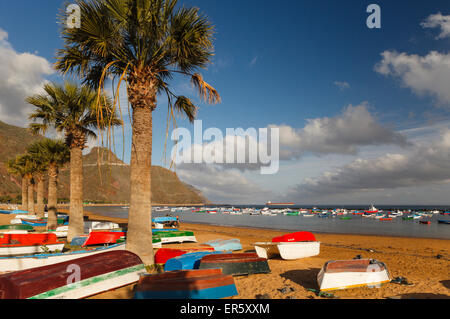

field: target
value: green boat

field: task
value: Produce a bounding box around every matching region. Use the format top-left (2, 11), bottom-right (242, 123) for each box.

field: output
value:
top-left (152, 231), bottom-right (197, 244)
top-left (0, 224), bottom-right (34, 231)
top-left (402, 216), bottom-right (413, 220)
top-left (340, 217), bottom-right (351, 220)
top-left (286, 212), bottom-right (299, 216)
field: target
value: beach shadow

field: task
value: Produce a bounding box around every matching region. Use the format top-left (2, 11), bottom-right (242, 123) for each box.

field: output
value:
top-left (440, 280), bottom-right (450, 289)
top-left (390, 293), bottom-right (450, 299)
top-left (280, 269), bottom-right (321, 290)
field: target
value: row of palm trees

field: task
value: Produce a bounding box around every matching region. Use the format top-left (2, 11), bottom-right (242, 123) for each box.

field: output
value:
top-left (7, 139), bottom-right (70, 230)
top-left (8, 0), bottom-right (220, 266)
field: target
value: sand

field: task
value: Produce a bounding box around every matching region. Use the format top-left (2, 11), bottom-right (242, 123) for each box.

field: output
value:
top-left (0, 208), bottom-right (449, 299)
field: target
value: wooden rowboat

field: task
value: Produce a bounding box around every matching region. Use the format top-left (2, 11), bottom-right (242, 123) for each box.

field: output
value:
top-left (152, 231), bottom-right (197, 244)
top-left (0, 251), bottom-right (146, 299)
top-left (317, 259), bottom-right (390, 292)
top-left (83, 221), bottom-right (120, 233)
top-left (154, 247), bottom-right (215, 265)
top-left (0, 243), bottom-right (126, 272)
top-left (254, 241), bottom-right (320, 260)
top-left (81, 231), bottom-right (126, 247)
top-left (199, 253), bottom-right (270, 276)
top-left (201, 239), bottom-right (242, 251)
top-left (164, 251), bottom-right (224, 271)
top-left (0, 234), bottom-right (65, 257)
top-left (134, 268), bottom-right (238, 299)
top-left (272, 231), bottom-right (316, 243)
top-left (0, 224), bottom-right (34, 234)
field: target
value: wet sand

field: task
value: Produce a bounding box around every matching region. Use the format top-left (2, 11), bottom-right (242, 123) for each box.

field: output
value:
top-left (0, 209), bottom-right (449, 299)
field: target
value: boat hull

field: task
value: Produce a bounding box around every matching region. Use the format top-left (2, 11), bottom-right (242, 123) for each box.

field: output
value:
top-left (0, 251), bottom-right (145, 299)
top-left (317, 259), bottom-right (390, 291)
top-left (199, 253), bottom-right (270, 276)
top-left (272, 231), bottom-right (316, 243)
top-left (254, 241), bottom-right (320, 260)
top-left (202, 239), bottom-right (242, 251)
top-left (134, 269), bottom-right (238, 299)
top-left (164, 251), bottom-right (224, 272)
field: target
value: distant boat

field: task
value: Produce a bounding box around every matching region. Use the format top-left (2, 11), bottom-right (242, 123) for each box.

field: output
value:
top-left (438, 220), bottom-right (450, 224)
top-left (265, 201), bottom-right (295, 206)
top-left (364, 204), bottom-right (379, 214)
top-left (317, 259), bottom-right (390, 292)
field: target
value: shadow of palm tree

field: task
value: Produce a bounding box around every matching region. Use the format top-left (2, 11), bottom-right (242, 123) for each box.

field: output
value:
top-left (390, 293), bottom-right (450, 299)
top-left (440, 280), bottom-right (450, 289)
top-left (280, 268), bottom-right (321, 290)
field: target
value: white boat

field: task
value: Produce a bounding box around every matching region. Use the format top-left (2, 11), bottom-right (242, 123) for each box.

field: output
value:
top-left (317, 259), bottom-right (390, 292)
top-left (0, 243), bottom-right (126, 272)
top-left (83, 221), bottom-right (120, 233)
top-left (303, 214), bottom-right (315, 217)
top-left (0, 242), bottom-right (65, 257)
top-left (254, 241), bottom-right (320, 260)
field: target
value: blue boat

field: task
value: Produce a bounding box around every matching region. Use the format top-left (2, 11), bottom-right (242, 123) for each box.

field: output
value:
top-left (151, 228), bottom-right (179, 232)
top-left (164, 251), bottom-right (224, 271)
top-left (21, 220), bottom-right (47, 227)
top-left (152, 217), bottom-right (177, 223)
top-left (12, 210), bottom-right (29, 214)
top-left (134, 269), bottom-right (238, 299)
top-left (70, 236), bottom-right (89, 246)
top-left (202, 239), bottom-right (242, 251)
top-left (0, 210), bottom-right (15, 215)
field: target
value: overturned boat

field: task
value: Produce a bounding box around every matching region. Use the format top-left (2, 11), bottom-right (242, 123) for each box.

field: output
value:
top-left (317, 259), bottom-right (390, 291)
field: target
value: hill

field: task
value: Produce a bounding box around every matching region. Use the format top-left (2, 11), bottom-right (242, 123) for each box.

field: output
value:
top-left (0, 121), bottom-right (208, 204)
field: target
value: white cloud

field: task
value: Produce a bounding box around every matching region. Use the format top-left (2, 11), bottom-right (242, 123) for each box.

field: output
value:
top-left (375, 50), bottom-right (450, 106)
top-left (0, 28), bottom-right (54, 127)
top-left (249, 56), bottom-right (258, 67)
top-left (334, 81), bottom-right (350, 90)
top-left (421, 12), bottom-right (450, 39)
top-left (271, 102), bottom-right (408, 160)
top-left (288, 128), bottom-right (450, 201)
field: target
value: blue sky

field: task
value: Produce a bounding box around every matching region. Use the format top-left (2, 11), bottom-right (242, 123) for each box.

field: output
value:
top-left (1, 1), bottom-right (450, 204)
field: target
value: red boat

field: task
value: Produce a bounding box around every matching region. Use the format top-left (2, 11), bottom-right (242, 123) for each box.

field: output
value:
top-left (0, 233), bottom-right (62, 246)
top-left (82, 231), bottom-right (126, 247)
top-left (419, 221), bottom-right (431, 225)
top-left (379, 218), bottom-right (392, 221)
top-left (272, 231), bottom-right (316, 243)
top-left (155, 247), bottom-right (215, 265)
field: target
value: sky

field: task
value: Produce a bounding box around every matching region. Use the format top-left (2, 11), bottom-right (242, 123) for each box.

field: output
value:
top-left (1, 0), bottom-right (450, 205)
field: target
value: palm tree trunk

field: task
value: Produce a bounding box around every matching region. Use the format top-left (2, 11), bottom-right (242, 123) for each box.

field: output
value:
top-left (127, 106), bottom-right (154, 265)
top-left (21, 176), bottom-right (28, 212)
top-left (35, 174), bottom-right (45, 218)
top-left (47, 164), bottom-right (58, 230)
top-left (27, 177), bottom-right (35, 215)
top-left (67, 147), bottom-right (84, 241)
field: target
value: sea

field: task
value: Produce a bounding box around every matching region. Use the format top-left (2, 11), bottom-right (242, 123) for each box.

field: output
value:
top-left (85, 204), bottom-right (450, 240)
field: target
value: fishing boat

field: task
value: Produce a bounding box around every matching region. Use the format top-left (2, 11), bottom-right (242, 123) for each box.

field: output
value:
top-left (154, 247), bottom-right (215, 265)
top-left (0, 243), bottom-right (126, 272)
top-left (317, 259), bottom-right (390, 292)
top-left (199, 253), bottom-right (270, 276)
top-left (164, 251), bottom-right (224, 271)
top-left (84, 221), bottom-right (120, 233)
top-left (0, 251), bottom-right (146, 299)
top-left (272, 231), bottom-right (316, 243)
top-left (152, 231), bottom-right (197, 244)
top-left (254, 241), bottom-right (320, 260)
top-left (364, 205), bottom-right (379, 214)
top-left (134, 268), bottom-right (238, 299)
top-left (201, 239), bottom-right (242, 251)
top-left (0, 225), bottom-right (34, 234)
top-left (0, 233), bottom-right (65, 257)
top-left (81, 231), bottom-right (126, 247)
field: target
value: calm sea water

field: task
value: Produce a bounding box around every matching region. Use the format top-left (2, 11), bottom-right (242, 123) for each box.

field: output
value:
top-left (86, 205), bottom-right (450, 240)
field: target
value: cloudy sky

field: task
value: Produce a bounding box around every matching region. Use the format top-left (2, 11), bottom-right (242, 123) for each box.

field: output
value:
top-left (1, 1), bottom-right (450, 205)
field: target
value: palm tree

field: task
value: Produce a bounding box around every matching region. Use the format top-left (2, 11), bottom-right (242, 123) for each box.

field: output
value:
top-left (6, 156), bottom-right (28, 212)
top-left (15, 154), bottom-right (38, 214)
top-left (26, 82), bottom-right (121, 241)
top-left (26, 143), bottom-right (49, 218)
top-left (55, 0), bottom-right (220, 265)
top-left (27, 139), bottom-right (70, 230)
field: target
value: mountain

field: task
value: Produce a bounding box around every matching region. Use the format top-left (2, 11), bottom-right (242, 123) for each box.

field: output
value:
top-left (0, 121), bottom-right (208, 204)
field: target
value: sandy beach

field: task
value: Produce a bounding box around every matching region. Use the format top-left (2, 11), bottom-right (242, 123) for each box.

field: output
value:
top-left (0, 208), bottom-right (449, 299)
